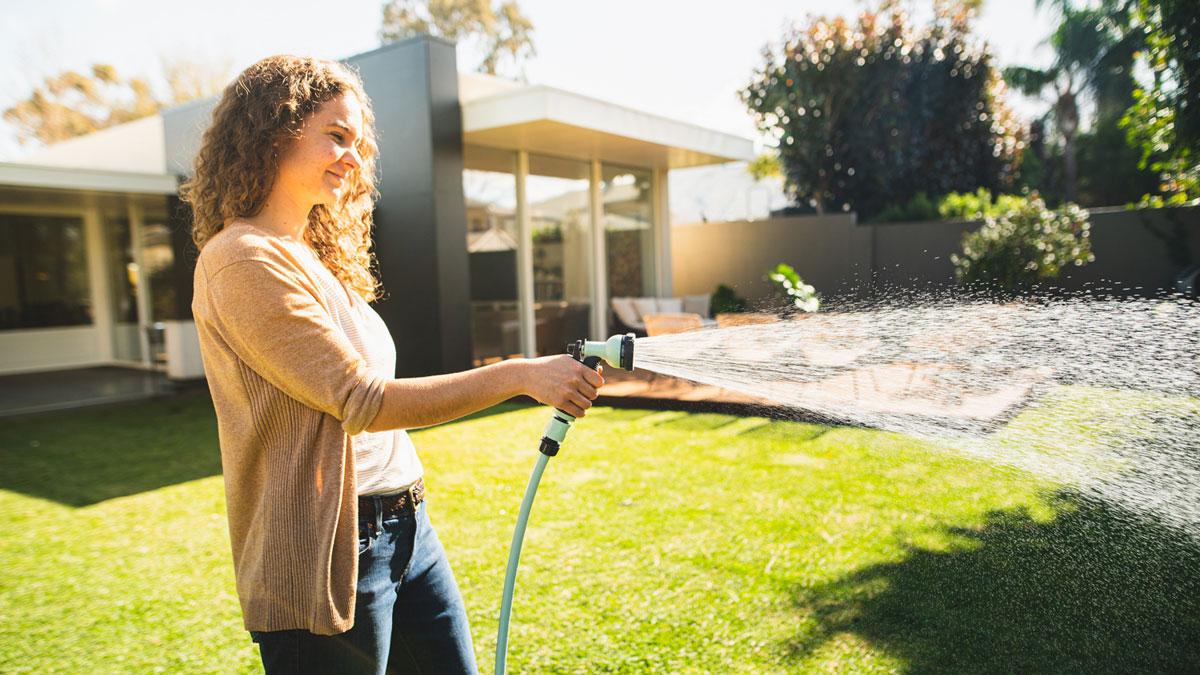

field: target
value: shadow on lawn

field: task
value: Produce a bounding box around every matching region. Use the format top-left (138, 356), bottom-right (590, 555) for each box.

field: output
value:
top-left (786, 490), bottom-right (1200, 673)
top-left (0, 396), bottom-right (540, 508)
top-left (0, 391), bottom-right (224, 507)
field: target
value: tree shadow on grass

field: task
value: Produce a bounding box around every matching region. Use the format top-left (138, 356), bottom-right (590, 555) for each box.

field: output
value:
top-left (0, 391), bottom-right (223, 507)
top-left (786, 490), bottom-right (1200, 673)
top-left (0, 397), bottom-right (544, 508)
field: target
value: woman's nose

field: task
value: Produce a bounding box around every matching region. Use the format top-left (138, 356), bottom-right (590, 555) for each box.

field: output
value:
top-left (341, 146), bottom-right (363, 171)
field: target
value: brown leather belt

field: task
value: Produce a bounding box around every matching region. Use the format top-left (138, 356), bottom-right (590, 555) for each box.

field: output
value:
top-left (358, 477), bottom-right (425, 520)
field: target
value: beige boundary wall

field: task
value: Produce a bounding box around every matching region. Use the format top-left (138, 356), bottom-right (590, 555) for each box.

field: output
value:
top-left (671, 205), bottom-right (1200, 306)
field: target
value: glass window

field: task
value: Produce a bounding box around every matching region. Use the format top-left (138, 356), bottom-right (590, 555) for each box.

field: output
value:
top-left (602, 166), bottom-right (654, 301)
top-left (528, 154), bottom-right (592, 356)
top-left (463, 146), bottom-right (520, 366)
top-left (0, 213), bottom-right (91, 330)
top-left (139, 204), bottom-right (176, 323)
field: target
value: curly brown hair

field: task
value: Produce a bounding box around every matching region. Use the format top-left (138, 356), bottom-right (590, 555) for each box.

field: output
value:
top-left (180, 55), bottom-right (382, 302)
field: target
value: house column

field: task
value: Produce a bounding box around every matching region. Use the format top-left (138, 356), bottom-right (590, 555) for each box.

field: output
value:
top-left (589, 159), bottom-right (607, 340)
top-left (652, 168), bottom-right (673, 298)
top-left (128, 201), bottom-right (154, 368)
top-left (83, 207), bottom-right (115, 362)
top-left (351, 35), bottom-right (472, 376)
top-left (515, 150), bottom-right (536, 357)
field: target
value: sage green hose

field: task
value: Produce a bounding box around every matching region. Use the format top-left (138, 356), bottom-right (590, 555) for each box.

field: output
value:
top-left (494, 450), bottom-right (550, 675)
top-left (493, 335), bottom-right (633, 673)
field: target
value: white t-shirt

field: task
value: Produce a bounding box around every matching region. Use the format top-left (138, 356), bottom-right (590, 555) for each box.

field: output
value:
top-left (288, 241), bottom-right (423, 496)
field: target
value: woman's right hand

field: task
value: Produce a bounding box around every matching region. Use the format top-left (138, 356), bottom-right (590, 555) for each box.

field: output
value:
top-left (521, 355), bottom-right (605, 418)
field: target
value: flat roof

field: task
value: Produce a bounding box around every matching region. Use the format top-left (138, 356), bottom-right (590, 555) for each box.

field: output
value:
top-left (0, 162), bottom-right (178, 195)
top-left (461, 84), bottom-right (755, 170)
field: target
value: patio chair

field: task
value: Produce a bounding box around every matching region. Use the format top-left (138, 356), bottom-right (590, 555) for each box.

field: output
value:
top-left (644, 313), bottom-right (706, 337)
top-left (715, 312), bottom-right (779, 328)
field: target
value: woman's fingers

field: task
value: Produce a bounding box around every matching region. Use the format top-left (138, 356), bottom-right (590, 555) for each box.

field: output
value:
top-left (583, 367), bottom-right (605, 389)
top-left (527, 354), bottom-right (609, 415)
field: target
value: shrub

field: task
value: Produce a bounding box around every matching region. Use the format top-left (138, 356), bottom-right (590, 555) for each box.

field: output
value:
top-left (951, 194), bottom-right (1094, 292)
top-left (765, 264), bottom-right (821, 312)
top-left (711, 284), bottom-right (748, 315)
top-left (870, 188), bottom-right (1030, 223)
top-left (937, 188), bottom-right (1026, 220)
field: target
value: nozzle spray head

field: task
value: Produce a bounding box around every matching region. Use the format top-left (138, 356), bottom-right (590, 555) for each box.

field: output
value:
top-left (567, 333), bottom-right (635, 372)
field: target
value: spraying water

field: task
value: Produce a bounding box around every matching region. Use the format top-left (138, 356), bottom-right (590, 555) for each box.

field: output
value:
top-left (633, 296), bottom-right (1200, 536)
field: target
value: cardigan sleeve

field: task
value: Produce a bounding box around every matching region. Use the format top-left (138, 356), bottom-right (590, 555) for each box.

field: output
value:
top-left (201, 256), bottom-right (387, 435)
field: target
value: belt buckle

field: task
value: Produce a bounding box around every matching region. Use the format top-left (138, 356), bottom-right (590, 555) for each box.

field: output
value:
top-left (407, 481), bottom-right (420, 511)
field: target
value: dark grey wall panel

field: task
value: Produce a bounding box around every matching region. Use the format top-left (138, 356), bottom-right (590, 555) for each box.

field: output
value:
top-left (351, 36), bottom-right (471, 377)
top-left (161, 99), bottom-right (218, 321)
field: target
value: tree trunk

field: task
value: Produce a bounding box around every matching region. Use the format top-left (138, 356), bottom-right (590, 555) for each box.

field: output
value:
top-left (1057, 90), bottom-right (1080, 203)
top-left (1063, 130), bottom-right (1078, 203)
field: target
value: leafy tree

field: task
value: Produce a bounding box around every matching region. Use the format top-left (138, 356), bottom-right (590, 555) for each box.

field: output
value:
top-left (1075, 113), bottom-right (1160, 206)
top-left (162, 55), bottom-right (234, 105)
top-left (3, 59), bottom-right (231, 148)
top-left (3, 65), bottom-right (158, 146)
top-left (1004, 0), bottom-right (1146, 203)
top-left (1121, 0), bottom-right (1200, 205)
top-left (951, 193), bottom-right (1094, 292)
top-left (380, 0), bottom-right (535, 77)
top-left (742, 0), bottom-right (1023, 220)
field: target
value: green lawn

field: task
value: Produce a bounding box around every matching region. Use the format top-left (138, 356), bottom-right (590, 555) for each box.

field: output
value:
top-left (1, 391), bottom-right (1197, 673)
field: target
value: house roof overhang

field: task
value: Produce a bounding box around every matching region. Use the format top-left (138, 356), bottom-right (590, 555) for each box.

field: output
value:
top-left (0, 163), bottom-right (178, 195)
top-left (461, 85), bottom-right (755, 170)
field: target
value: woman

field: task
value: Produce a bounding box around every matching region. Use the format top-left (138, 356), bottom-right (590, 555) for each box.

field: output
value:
top-left (183, 55), bottom-right (602, 675)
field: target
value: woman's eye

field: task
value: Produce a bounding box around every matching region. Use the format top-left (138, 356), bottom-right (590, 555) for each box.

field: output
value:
top-left (331, 132), bottom-right (344, 142)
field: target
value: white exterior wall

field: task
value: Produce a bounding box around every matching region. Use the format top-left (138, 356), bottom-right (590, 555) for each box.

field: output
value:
top-left (0, 327), bottom-right (105, 373)
top-left (22, 116), bottom-right (166, 174)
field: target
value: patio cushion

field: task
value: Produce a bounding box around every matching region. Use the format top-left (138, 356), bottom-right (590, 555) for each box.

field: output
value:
top-left (610, 297), bottom-right (643, 329)
top-left (632, 297), bottom-right (660, 320)
top-left (657, 297), bottom-right (683, 314)
top-left (681, 294), bottom-right (710, 317)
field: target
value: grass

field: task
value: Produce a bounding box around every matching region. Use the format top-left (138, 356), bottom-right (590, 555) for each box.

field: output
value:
top-left (1, 391), bottom-right (1198, 673)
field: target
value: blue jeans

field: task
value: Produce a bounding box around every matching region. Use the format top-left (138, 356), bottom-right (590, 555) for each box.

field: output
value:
top-left (250, 496), bottom-right (478, 675)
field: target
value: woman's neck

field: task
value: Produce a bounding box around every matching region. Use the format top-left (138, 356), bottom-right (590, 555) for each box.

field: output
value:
top-left (245, 188), bottom-right (312, 242)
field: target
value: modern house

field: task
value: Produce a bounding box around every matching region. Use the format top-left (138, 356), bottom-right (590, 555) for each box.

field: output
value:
top-left (0, 35), bottom-right (753, 380)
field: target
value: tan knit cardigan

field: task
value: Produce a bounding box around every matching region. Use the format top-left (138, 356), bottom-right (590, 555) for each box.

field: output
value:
top-left (192, 224), bottom-right (388, 635)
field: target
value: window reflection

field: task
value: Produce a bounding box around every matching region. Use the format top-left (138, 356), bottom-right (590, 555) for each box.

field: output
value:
top-left (528, 153), bottom-right (591, 355)
top-left (0, 214), bottom-right (91, 329)
top-left (103, 210), bottom-right (140, 362)
top-left (602, 166), bottom-right (654, 299)
top-left (464, 146), bottom-right (520, 366)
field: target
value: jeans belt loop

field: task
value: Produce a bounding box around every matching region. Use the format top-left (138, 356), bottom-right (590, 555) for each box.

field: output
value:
top-left (408, 482), bottom-right (421, 513)
top-left (373, 495), bottom-right (383, 534)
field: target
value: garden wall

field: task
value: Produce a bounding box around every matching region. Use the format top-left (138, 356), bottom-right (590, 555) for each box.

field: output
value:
top-left (671, 205), bottom-right (1200, 306)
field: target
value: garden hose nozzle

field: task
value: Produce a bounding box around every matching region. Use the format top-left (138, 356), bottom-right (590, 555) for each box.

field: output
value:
top-left (539, 333), bottom-right (635, 457)
top-left (566, 333), bottom-right (637, 373)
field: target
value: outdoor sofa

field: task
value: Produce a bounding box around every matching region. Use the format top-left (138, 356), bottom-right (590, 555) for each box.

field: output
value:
top-left (610, 295), bottom-right (714, 335)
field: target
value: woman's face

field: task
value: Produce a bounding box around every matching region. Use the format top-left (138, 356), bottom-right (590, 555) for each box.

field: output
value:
top-left (274, 92), bottom-right (365, 208)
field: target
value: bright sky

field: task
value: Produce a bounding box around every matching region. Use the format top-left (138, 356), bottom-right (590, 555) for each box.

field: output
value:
top-left (0, 0), bottom-right (1058, 164)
